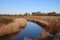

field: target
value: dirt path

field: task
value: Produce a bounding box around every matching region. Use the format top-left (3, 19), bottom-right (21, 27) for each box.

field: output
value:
top-left (0, 18), bottom-right (27, 36)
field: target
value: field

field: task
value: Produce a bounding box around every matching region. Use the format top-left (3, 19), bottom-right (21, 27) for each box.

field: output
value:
top-left (0, 16), bottom-right (60, 40)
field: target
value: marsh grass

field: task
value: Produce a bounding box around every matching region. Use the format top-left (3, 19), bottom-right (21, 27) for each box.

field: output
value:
top-left (0, 17), bottom-right (14, 26)
top-left (25, 16), bottom-right (60, 33)
top-left (0, 18), bottom-right (27, 36)
top-left (0, 17), bottom-right (13, 24)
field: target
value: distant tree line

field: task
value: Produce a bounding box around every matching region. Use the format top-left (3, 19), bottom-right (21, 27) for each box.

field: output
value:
top-left (32, 12), bottom-right (60, 16)
top-left (0, 11), bottom-right (60, 16)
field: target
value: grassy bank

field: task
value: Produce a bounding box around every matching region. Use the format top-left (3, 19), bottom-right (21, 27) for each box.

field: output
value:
top-left (24, 16), bottom-right (60, 40)
top-left (24, 16), bottom-right (60, 33)
top-left (0, 17), bottom-right (27, 36)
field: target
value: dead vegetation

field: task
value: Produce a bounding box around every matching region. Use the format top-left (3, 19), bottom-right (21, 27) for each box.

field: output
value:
top-left (0, 18), bottom-right (27, 36)
top-left (0, 16), bottom-right (60, 40)
top-left (24, 16), bottom-right (60, 40)
top-left (0, 17), bottom-right (14, 27)
top-left (24, 16), bottom-right (60, 33)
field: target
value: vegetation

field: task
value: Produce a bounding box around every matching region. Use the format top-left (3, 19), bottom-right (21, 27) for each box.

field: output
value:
top-left (0, 12), bottom-right (60, 40)
top-left (0, 18), bottom-right (27, 36)
top-left (0, 17), bottom-right (14, 27)
top-left (32, 11), bottom-right (60, 16)
top-left (0, 12), bottom-right (60, 16)
top-left (25, 16), bottom-right (60, 40)
top-left (24, 12), bottom-right (30, 16)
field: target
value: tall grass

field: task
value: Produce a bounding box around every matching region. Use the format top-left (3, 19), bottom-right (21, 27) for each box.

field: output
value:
top-left (0, 17), bottom-right (14, 26)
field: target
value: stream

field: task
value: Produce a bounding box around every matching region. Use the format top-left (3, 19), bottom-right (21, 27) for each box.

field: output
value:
top-left (0, 22), bottom-right (45, 40)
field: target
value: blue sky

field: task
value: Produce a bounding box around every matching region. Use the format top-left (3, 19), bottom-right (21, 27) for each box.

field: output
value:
top-left (0, 0), bottom-right (60, 14)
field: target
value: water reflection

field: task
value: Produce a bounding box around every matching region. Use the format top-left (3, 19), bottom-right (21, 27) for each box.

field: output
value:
top-left (0, 22), bottom-right (45, 40)
top-left (0, 27), bottom-right (25, 40)
top-left (12, 22), bottom-right (45, 40)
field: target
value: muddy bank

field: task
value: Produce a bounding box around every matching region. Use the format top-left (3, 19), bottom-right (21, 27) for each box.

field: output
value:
top-left (0, 18), bottom-right (27, 36)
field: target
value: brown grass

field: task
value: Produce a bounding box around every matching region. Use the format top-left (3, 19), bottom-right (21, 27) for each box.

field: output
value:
top-left (0, 18), bottom-right (27, 36)
top-left (0, 17), bottom-right (14, 27)
top-left (24, 16), bottom-right (60, 40)
top-left (24, 16), bottom-right (60, 33)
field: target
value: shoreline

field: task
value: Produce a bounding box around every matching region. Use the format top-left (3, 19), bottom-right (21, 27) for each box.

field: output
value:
top-left (0, 18), bottom-right (27, 36)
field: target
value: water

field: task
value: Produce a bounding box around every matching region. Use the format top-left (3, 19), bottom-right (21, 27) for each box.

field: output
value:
top-left (12, 22), bottom-right (45, 40)
top-left (0, 22), bottom-right (45, 40)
